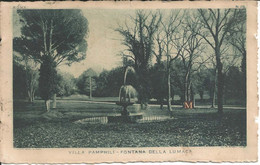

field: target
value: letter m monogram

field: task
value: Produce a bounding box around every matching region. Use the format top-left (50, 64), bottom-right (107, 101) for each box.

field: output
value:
top-left (184, 101), bottom-right (193, 109)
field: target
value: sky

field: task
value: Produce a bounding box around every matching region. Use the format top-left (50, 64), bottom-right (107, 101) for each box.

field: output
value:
top-left (58, 9), bottom-right (137, 77)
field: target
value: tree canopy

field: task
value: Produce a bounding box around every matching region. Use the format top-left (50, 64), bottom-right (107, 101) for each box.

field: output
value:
top-left (14, 9), bottom-right (89, 66)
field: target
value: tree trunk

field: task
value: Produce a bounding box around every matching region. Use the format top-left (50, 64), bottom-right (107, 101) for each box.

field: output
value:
top-left (211, 89), bottom-right (216, 108)
top-left (167, 73), bottom-right (171, 110)
top-left (183, 71), bottom-right (190, 107)
top-left (193, 97), bottom-right (195, 108)
top-left (52, 93), bottom-right (56, 109)
top-left (184, 77), bottom-right (188, 102)
top-left (191, 84), bottom-right (195, 108)
top-left (141, 102), bottom-right (144, 110)
top-left (29, 96), bottom-right (33, 103)
top-left (167, 57), bottom-right (173, 117)
top-left (28, 87), bottom-right (35, 103)
top-left (217, 71), bottom-right (224, 113)
top-left (216, 48), bottom-right (224, 114)
top-left (188, 81), bottom-right (191, 102)
top-left (32, 90), bottom-right (35, 102)
top-left (160, 101), bottom-right (163, 110)
top-left (45, 100), bottom-right (50, 112)
top-left (32, 94), bottom-right (34, 102)
top-left (89, 76), bottom-right (92, 99)
top-left (223, 85), bottom-right (227, 105)
top-left (184, 82), bottom-right (188, 103)
top-left (28, 90), bottom-right (32, 103)
top-left (30, 88), bottom-right (34, 102)
top-left (211, 69), bottom-right (217, 108)
top-left (199, 91), bottom-right (204, 101)
top-left (167, 72), bottom-right (173, 117)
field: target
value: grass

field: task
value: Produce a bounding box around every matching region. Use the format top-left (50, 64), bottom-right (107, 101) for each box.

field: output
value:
top-left (13, 99), bottom-right (246, 148)
top-left (58, 95), bottom-right (120, 102)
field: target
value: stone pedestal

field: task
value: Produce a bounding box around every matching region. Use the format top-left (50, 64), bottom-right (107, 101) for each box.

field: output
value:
top-left (121, 104), bottom-right (130, 116)
top-left (107, 101), bottom-right (142, 123)
top-left (116, 101), bottom-right (134, 116)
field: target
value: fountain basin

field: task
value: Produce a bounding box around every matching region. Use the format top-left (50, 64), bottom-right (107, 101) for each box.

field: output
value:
top-left (107, 113), bottom-right (143, 123)
top-left (115, 101), bottom-right (134, 107)
top-left (115, 101), bottom-right (135, 116)
top-left (74, 115), bottom-right (173, 124)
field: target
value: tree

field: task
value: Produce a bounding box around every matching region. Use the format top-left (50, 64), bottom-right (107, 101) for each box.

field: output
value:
top-left (152, 18), bottom-right (167, 109)
top-left (159, 11), bottom-right (189, 114)
top-left (202, 67), bottom-right (217, 108)
top-left (171, 59), bottom-right (186, 103)
top-left (228, 9), bottom-right (246, 103)
top-left (150, 62), bottom-right (167, 109)
top-left (116, 10), bottom-right (161, 109)
top-left (85, 77), bottom-right (97, 99)
top-left (76, 68), bottom-right (97, 98)
top-left (56, 72), bottom-right (77, 97)
top-left (14, 9), bottom-right (89, 110)
top-left (178, 13), bottom-right (205, 107)
top-left (13, 59), bottom-right (27, 99)
top-left (197, 8), bottom-right (242, 113)
top-left (14, 10), bottom-right (88, 65)
top-left (224, 66), bottom-right (245, 105)
top-left (193, 68), bottom-right (209, 101)
top-left (95, 70), bottom-right (110, 97)
top-left (13, 53), bottom-right (39, 102)
top-left (39, 56), bottom-right (57, 111)
top-left (106, 67), bottom-right (125, 97)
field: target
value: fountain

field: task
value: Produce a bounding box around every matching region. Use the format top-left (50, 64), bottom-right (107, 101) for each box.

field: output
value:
top-left (74, 66), bottom-right (174, 125)
top-left (108, 66), bottom-right (143, 123)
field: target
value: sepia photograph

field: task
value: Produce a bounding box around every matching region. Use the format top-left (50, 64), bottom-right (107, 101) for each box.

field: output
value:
top-left (0, 1), bottom-right (257, 163)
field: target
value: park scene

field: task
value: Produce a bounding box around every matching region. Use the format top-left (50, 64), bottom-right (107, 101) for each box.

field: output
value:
top-left (13, 8), bottom-right (246, 148)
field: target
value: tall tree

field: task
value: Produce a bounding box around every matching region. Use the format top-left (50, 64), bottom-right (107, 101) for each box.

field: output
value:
top-left (197, 8), bottom-right (242, 113)
top-left (76, 68), bottom-right (97, 98)
top-left (116, 10), bottom-right (162, 109)
top-left (178, 13), bottom-right (205, 107)
top-left (228, 9), bottom-right (246, 103)
top-left (159, 11), bottom-right (189, 114)
top-left (39, 56), bottom-right (57, 111)
top-left (14, 9), bottom-right (89, 110)
top-left (85, 77), bottom-right (97, 99)
top-left (152, 24), bottom-right (167, 109)
top-left (150, 62), bottom-right (167, 109)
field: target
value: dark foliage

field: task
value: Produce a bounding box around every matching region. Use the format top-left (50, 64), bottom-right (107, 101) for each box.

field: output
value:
top-left (13, 61), bottom-right (27, 99)
top-left (224, 66), bottom-right (246, 105)
top-left (76, 68), bottom-right (98, 95)
top-left (150, 62), bottom-right (167, 103)
top-left (39, 56), bottom-right (57, 101)
top-left (14, 9), bottom-right (89, 66)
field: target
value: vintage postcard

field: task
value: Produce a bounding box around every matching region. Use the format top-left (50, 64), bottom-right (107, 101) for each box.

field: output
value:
top-left (0, 1), bottom-right (258, 163)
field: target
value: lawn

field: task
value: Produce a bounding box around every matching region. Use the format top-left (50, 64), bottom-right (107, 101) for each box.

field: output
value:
top-left (13, 99), bottom-right (246, 148)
